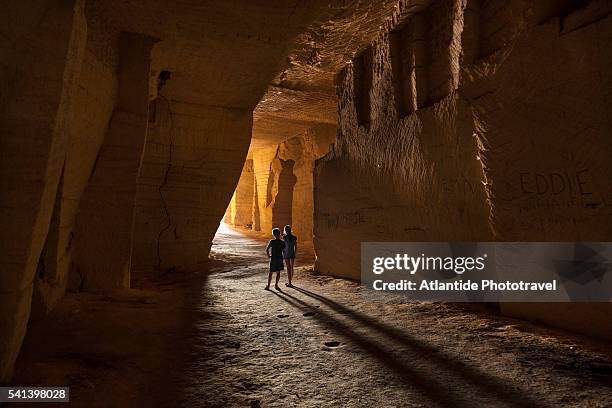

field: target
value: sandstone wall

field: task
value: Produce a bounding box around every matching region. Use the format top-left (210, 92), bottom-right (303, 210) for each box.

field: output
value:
top-left (315, 0), bottom-right (612, 338)
top-left (246, 125), bottom-right (336, 243)
top-left (72, 33), bottom-right (156, 292)
top-left (315, 95), bottom-right (493, 279)
top-left (32, 3), bottom-right (118, 317)
top-left (228, 160), bottom-right (254, 227)
top-left (133, 99), bottom-right (252, 272)
top-left (316, 0), bottom-right (492, 280)
top-left (0, 0), bottom-right (391, 385)
top-left (0, 0), bottom-right (87, 383)
top-left (252, 146), bottom-right (280, 235)
top-left (461, 0), bottom-right (612, 339)
top-left (279, 125), bottom-right (337, 244)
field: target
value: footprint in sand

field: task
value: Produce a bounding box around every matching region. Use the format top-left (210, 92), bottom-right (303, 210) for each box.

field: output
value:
top-left (323, 340), bottom-right (340, 351)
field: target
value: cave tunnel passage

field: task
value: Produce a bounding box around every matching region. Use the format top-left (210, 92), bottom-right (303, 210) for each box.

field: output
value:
top-left (3, 0), bottom-right (612, 406)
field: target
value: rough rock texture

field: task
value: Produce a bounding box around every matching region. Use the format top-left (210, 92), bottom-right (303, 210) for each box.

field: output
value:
top-left (31, 6), bottom-right (118, 318)
top-left (242, 124), bottom-right (336, 244)
top-left (460, 0), bottom-right (612, 341)
top-left (132, 99), bottom-right (252, 273)
top-left (252, 146), bottom-right (282, 235)
top-left (315, 0), bottom-right (493, 280)
top-left (3, 0), bottom-right (374, 383)
top-left (72, 33), bottom-right (157, 292)
top-left (3, 0), bottom-right (612, 388)
top-left (252, 87), bottom-right (336, 150)
top-left (279, 125), bottom-right (337, 243)
top-left (0, 0), bottom-right (87, 383)
top-left (227, 160), bottom-right (255, 228)
top-left (253, 0), bottom-right (434, 149)
top-left (314, 0), bottom-right (612, 339)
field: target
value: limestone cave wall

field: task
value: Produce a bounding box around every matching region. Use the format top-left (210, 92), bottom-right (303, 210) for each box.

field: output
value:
top-left (72, 33), bottom-right (157, 292)
top-left (1, 0), bottom-right (610, 387)
top-left (461, 0), bottom-right (612, 339)
top-left (32, 2), bottom-right (118, 317)
top-left (252, 145), bottom-right (279, 235)
top-left (315, 0), bottom-right (493, 280)
top-left (133, 100), bottom-right (252, 273)
top-left (1, 0), bottom-right (325, 383)
top-left (0, 0), bottom-right (88, 383)
top-left (281, 125), bottom-right (337, 245)
top-left (314, 0), bottom-right (612, 338)
top-left (237, 124), bottom-right (335, 245)
top-left (227, 160), bottom-right (255, 228)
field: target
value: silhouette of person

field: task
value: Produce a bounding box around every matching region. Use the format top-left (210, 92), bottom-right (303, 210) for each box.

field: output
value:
top-left (265, 228), bottom-right (286, 290)
top-left (282, 225), bottom-right (297, 287)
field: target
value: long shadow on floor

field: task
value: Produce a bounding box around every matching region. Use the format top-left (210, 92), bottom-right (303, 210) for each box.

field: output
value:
top-left (271, 287), bottom-right (545, 408)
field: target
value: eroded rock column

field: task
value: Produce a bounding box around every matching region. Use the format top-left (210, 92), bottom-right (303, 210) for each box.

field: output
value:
top-left (286, 125), bottom-right (336, 245)
top-left (31, 5), bottom-right (118, 318)
top-left (252, 146), bottom-right (280, 234)
top-left (133, 100), bottom-right (252, 272)
top-left (249, 125), bottom-right (335, 244)
top-left (227, 160), bottom-right (254, 227)
top-left (73, 33), bottom-right (157, 292)
top-left (0, 0), bottom-right (86, 383)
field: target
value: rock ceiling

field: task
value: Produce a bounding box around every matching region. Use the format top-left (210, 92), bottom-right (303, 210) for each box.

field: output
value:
top-left (96, 0), bottom-right (432, 150)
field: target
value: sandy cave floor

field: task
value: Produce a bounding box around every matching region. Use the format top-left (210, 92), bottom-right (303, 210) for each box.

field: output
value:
top-left (10, 224), bottom-right (612, 408)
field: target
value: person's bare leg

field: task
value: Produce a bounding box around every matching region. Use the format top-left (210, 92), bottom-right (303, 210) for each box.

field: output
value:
top-left (285, 259), bottom-right (292, 286)
top-left (289, 258), bottom-right (295, 285)
top-left (275, 271), bottom-right (281, 290)
top-left (266, 271), bottom-right (272, 290)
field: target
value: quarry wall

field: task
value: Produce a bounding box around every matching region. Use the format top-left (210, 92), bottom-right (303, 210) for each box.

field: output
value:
top-left (132, 99), bottom-right (252, 273)
top-left (314, 0), bottom-right (612, 339)
top-left (73, 33), bottom-right (157, 292)
top-left (231, 124), bottom-right (336, 245)
top-left (462, 1), bottom-right (612, 339)
top-left (32, 3), bottom-right (118, 317)
top-left (0, 0), bottom-right (88, 383)
top-left (2, 0), bottom-right (611, 386)
top-left (0, 0), bottom-right (291, 383)
top-left (227, 160), bottom-right (255, 228)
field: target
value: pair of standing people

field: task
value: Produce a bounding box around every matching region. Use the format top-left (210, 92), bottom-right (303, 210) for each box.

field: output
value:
top-left (265, 225), bottom-right (297, 290)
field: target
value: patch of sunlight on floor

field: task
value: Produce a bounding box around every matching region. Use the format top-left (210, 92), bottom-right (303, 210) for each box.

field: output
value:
top-left (215, 221), bottom-right (235, 236)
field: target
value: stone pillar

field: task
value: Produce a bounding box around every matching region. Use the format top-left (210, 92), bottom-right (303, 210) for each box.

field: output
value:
top-left (30, 14), bottom-right (118, 318)
top-left (132, 100), bottom-right (252, 272)
top-left (0, 0), bottom-right (87, 383)
top-left (287, 125), bottom-right (336, 245)
top-left (252, 146), bottom-right (281, 234)
top-left (273, 159), bottom-right (297, 228)
top-left (73, 33), bottom-right (157, 292)
top-left (251, 124), bottom-right (335, 241)
top-left (228, 160), bottom-right (254, 227)
top-left (252, 173), bottom-right (261, 231)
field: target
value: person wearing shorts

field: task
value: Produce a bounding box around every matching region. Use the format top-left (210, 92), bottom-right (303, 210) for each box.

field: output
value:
top-left (265, 228), bottom-right (286, 290)
top-left (282, 225), bottom-right (297, 287)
